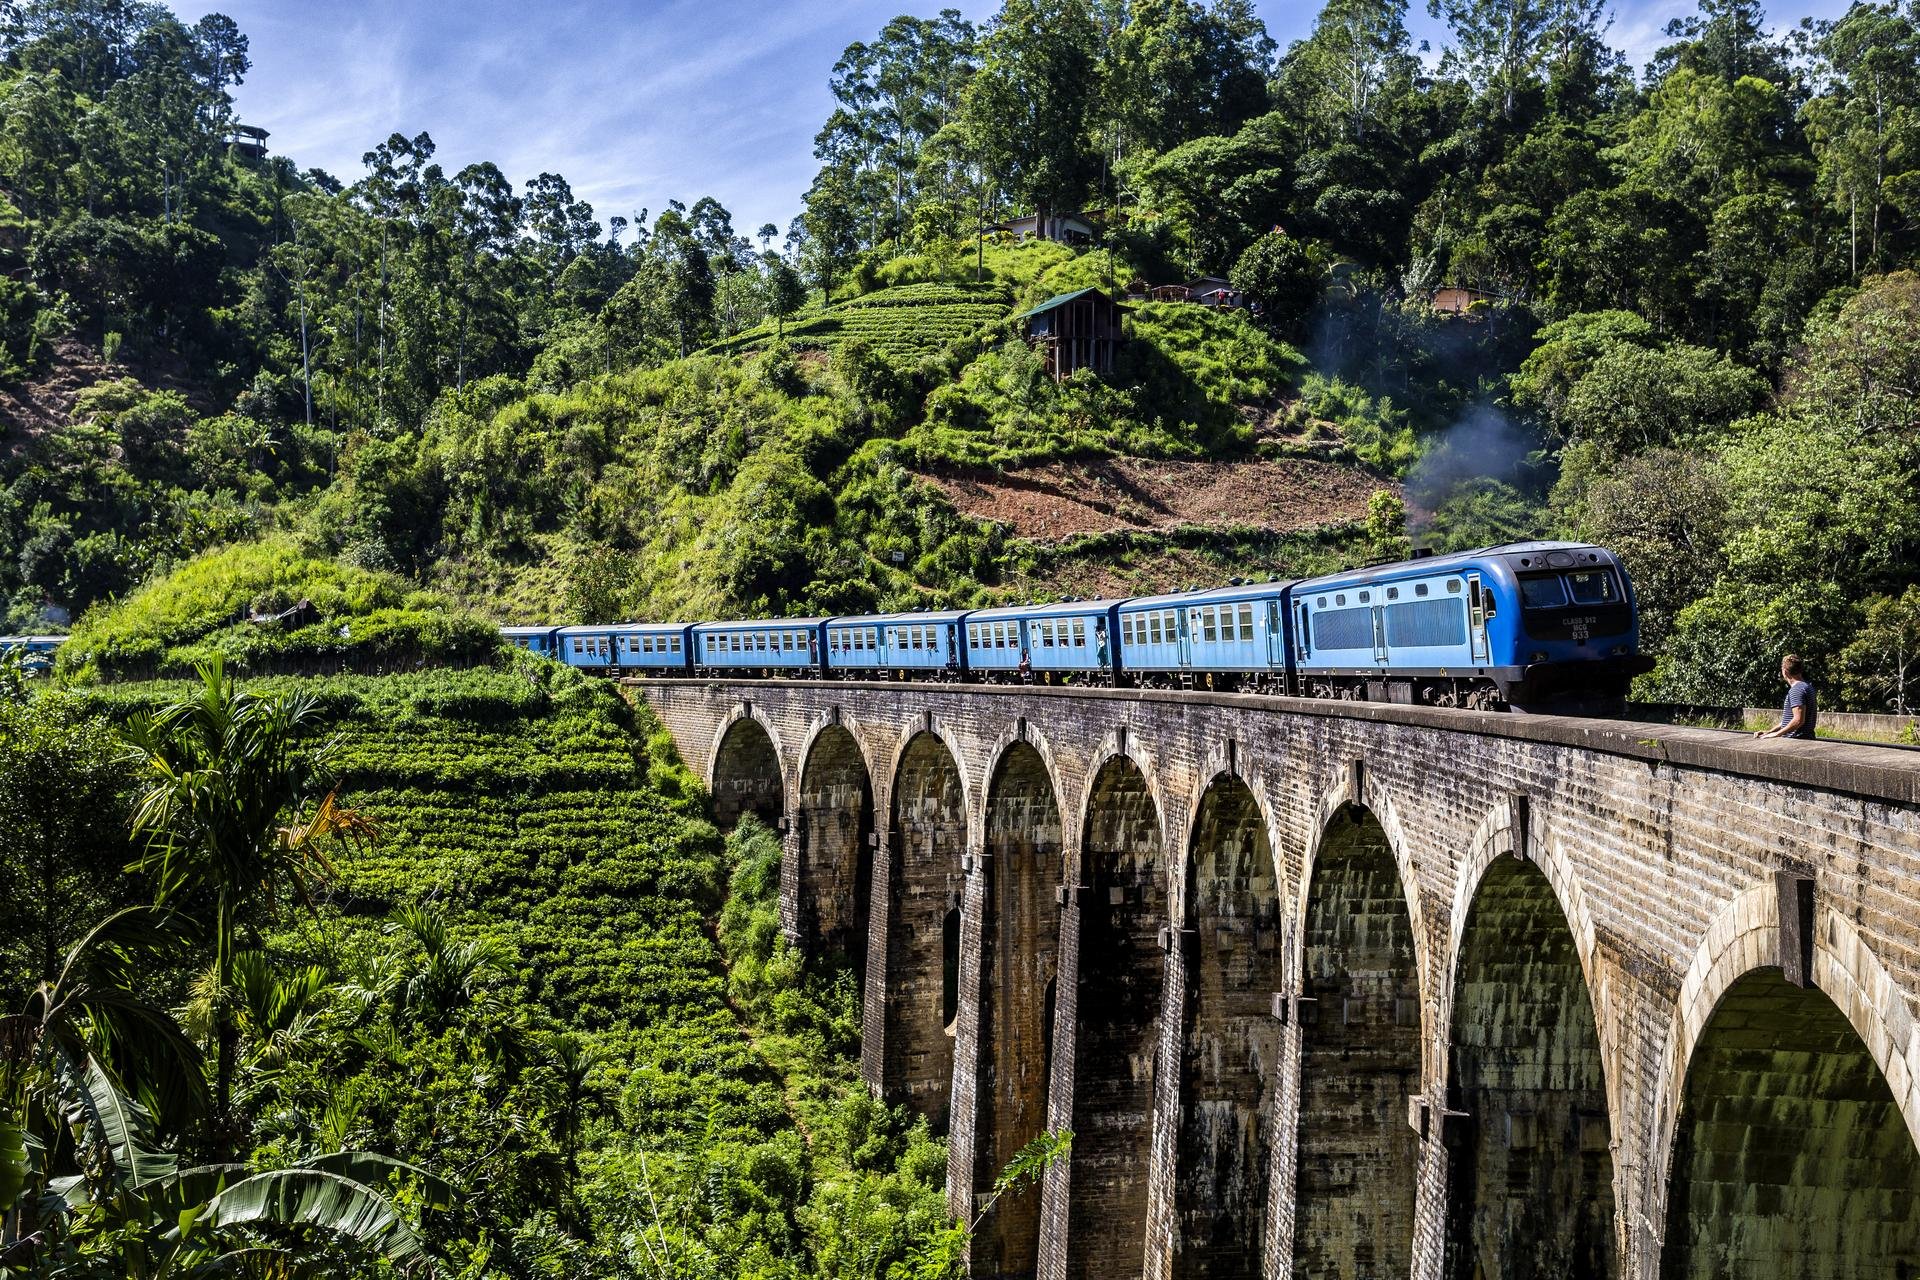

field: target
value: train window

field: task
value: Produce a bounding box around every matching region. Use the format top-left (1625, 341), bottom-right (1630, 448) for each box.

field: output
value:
top-left (1239, 603), bottom-right (1254, 641)
top-left (1073, 619), bottom-right (1085, 646)
top-left (1415, 583), bottom-right (1429, 597)
top-left (1520, 575), bottom-right (1567, 609)
top-left (1040, 621), bottom-right (1053, 647)
top-left (1359, 591), bottom-right (1371, 604)
top-left (1317, 597), bottom-right (1327, 608)
top-left (671, 637), bottom-right (680, 652)
top-left (1483, 592), bottom-right (1498, 618)
top-left (1447, 580), bottom-right (1461, 593)
top-left (1387, 587), bottom-right (1399, 601)
top-left (1336, 594), bottom-right (1347, 606)
top-left (642, 636), bottom-right (653, 653)
top-left (1202, 609), bottom-right (1218, 643)
top-left (1567, 570), bottom-right (1618, 604)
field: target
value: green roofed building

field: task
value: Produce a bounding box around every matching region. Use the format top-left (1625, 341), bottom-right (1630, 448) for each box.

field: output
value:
top-left (1015, 287), bottom-right (1128, 380)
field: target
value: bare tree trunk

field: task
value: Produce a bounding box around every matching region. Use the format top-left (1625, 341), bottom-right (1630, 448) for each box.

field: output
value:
top-left (298, 278), bottom-right (313, 431)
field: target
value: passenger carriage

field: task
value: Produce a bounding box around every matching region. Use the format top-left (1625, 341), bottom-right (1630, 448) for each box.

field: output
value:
top-left (825, 610), bottom-right (968, 679)
top-left (693, 619), bottom-right (827, 677)
top-left (964, 600), bottom-right (1120, 682)
top-left (608, 623), bottom-right (694, 674)
top-left (1291, 541), bottom-right (1650, 712)
top-left (556, 625), bottom-right (626, 671)
top-left (1116, 582), bottom-right (1289, 689)
top-left (501, 625), bottom-right (561, 658)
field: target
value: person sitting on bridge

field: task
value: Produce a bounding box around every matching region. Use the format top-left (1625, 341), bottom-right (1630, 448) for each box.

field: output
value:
top-left (1755, 654), bottom-right (1818, 740)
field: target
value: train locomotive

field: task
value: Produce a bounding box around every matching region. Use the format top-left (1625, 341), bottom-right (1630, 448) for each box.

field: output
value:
top-left (503, 541), bottom-right (1655, 715)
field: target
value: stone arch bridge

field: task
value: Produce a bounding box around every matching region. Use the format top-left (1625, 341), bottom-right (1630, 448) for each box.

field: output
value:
top-left (633, 678), bottom-right (1920, 1280)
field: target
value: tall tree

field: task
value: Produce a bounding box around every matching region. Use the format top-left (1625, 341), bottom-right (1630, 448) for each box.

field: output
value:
top-left (1278, 0), bottom-right (1416, 142)
top-left (1111, 0), bottom-right (1274, 153)
top-left (962, 0), bottom-right (1103, 228)
top-left (1429, 0), bottom-right (1552, 117)
top-left (1803, 2), bottom-right (1920, 274)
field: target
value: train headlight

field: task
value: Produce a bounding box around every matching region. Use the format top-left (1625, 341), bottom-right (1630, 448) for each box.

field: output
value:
top-left (1529, 651), bottom-right (1547, 663)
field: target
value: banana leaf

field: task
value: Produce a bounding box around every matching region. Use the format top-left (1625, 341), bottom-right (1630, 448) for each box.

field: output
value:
top-left (52, 1052), bottom-right (178, 1189)
top-left (193, 1169), bottom-right (431, 1267)
top-left (297, 1152), bottom-right (454, 1211)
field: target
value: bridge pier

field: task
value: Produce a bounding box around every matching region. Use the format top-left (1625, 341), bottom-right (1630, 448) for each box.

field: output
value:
top-left (647, 680), bottom-right (1920, 1280)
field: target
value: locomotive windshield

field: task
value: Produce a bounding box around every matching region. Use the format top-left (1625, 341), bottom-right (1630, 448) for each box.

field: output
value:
top-left (1520, 574), bottom-right (1568, 608)
top-left (1520, 569), bottom-right (1620, 609)
top-left (1565, 569), bottom-right (1619, 603)
top-left (1518, 567), bottom-right (1631, 641)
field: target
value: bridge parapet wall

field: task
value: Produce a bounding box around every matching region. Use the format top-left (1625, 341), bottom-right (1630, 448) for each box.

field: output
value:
top-left (636, 678), bottom-right (1920, 1280)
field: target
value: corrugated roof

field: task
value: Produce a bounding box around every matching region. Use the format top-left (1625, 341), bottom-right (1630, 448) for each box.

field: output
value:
top-left (1014, 287), bottom-right (1127, 322)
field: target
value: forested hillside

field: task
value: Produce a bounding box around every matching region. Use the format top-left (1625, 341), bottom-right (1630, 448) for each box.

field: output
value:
top-left (2, 0), bottom-right (1919, 705)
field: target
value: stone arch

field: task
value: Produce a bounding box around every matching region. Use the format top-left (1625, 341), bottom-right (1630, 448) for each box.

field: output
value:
top-left (1295, 768), bottom-right (1433, 1023)
top-left (972, 717), bottom-right (1068, 843)
top-left (708, 707), bottom-right (786, 829)
top-left (1174, 769), bottom-right (1282, 1280)
top-left (1065, 748), bottom-right (1168, 1280)
top-left (1291, 796), bottom-right (1425, 1280)
top-left (972, 736), bottom-right (1067, 1280)
top-left (1648, 884), bottom-right (1920, 1278)
top-left (1071, 729), bottom-right (1171, 887)
top-left (796, 719), bottom-right (875, 981)
top-left (885, 715), bottom-right (975, 827)
top-left (1442, 850), bottom-right (1617, 1280)
top-left (884, 729), bottom-right (968, 1129)
top-left (1444, 802), bottom-right (1603, 1011)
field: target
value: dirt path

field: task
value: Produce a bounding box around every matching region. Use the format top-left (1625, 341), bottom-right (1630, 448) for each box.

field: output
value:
top-left (922, 455), bottom-right (1390, 542)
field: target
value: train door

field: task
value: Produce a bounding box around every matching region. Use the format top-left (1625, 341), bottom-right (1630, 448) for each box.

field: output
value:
top-left (1178, 609), bottom-right (1193, 669)
top-left (1466, 574), bottom-right (1490, 663)
top-left (1267, 599), bottom-right (1285, 667)
top-left (1371, 604), bottom-right (1388, 665)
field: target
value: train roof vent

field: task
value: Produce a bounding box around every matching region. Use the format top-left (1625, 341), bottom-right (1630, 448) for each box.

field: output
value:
top-left (1411, 547), bottom-right (1435, 559)
top-left (1229, 576), bottom-right (1245, 586)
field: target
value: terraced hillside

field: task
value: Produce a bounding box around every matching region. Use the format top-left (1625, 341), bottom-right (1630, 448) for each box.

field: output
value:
top-left (710, 282), bottom-right (1013, 361)
top-left (68, 664), bottom-right (950, 1277)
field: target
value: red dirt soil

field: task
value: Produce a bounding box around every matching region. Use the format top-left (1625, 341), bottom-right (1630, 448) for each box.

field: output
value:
top-left (922, 455), bottom-right (1391, 542)
top-left (0, 337), bottom-right (210, 446)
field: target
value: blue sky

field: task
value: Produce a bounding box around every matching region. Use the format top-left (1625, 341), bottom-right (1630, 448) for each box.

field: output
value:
top-left (171, 0), bottom-right (1848, 240)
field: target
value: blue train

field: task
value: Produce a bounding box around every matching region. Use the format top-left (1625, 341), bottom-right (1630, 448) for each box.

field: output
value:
top-left (499, 541), bottom-right (1654, 714)
top-left (4, 542), bottom-right (1652, 713)
top-left (0, 635), bottom-right (62, 675)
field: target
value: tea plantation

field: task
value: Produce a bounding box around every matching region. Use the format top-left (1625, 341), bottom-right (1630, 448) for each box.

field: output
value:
top-left (67, 662), bottom-right (947, 1278)
top-left (711, 282), bottom-right (1013, 362)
